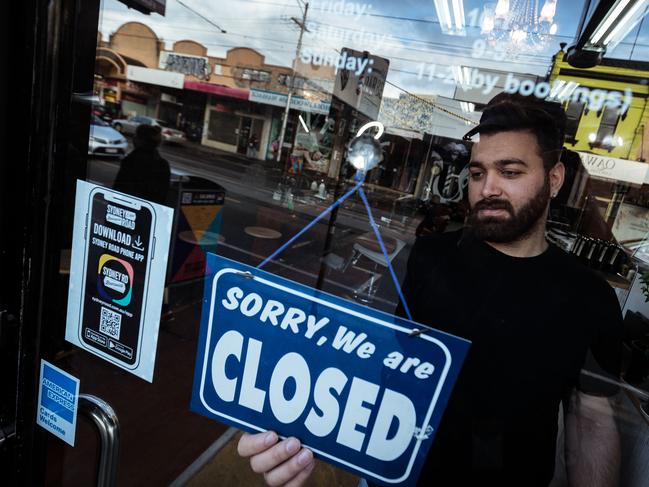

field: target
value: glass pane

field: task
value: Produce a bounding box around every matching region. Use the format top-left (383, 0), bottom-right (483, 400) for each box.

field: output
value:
top-left (47, 0), bottom-right (649, 485)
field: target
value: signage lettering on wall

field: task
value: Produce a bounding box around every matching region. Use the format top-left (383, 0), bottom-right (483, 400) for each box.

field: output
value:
top-left (160, 51), bottom-right (211, 80)
top-left (191, 254), bottom-right (470, 486)
top-left (577, 152), bottom-right (649, 185)
top-left (249, 89), bottom-right (331, 114)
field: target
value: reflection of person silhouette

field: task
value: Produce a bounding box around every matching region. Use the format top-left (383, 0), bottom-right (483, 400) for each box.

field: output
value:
top-left (247, 135), bottom-right (259, 158)
top-left (113, 124), bottom-right (171, 205)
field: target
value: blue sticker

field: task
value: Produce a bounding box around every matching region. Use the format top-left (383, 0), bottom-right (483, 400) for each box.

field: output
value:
top-left (36, 360), bottom-right (80, 446)
top-left (191, 254), bottom-right (470, 486)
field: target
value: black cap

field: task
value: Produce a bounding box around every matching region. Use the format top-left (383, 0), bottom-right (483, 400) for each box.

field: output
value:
top-left (463, 92), bottom-right (566, 151)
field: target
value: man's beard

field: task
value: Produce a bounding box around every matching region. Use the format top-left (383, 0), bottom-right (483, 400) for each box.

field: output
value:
top-left (467, 177), bottom-right (550, 243)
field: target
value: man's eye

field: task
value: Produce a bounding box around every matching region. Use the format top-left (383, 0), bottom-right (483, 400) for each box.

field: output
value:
top-left (501, 170), bottom-right (520, 178)
top-left (469, 172), bottom-right (483, 179)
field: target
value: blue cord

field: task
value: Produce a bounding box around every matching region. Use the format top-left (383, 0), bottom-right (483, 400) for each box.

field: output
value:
top-left (357, 187), bottom-right (413, 322)
top-left (255, 171), bottom-right (413, 322)
top-left (256, 176), bottom-right (365, 269)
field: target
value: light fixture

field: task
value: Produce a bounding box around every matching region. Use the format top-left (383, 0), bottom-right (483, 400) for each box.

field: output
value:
top-left (460, 102), bottom-right (475, 113)
top-left (298, 115), bottom-right (309, 133)
top-left (495, 0), bottom-right (509, 19)
top-left (549, 79), bottom-right (566, 98)
top-left (547, 80), bottom-right (580, 102)
top-left (434, 0), bottom-right (466, 35)
top-left (482, 0), bottom-right (559, 54)
top-left (482, 14), bottom-right (495, 34)
top-left (588, 133), bottom-right (597, 142)
top-left (511, 29), bottom-right (528, 43)
top-left (540, 0), bottom-right (557, 22)
top-left (451, 0), bottom-right (466, 30)
top-left (558, 81), bottom-right (580, 100)
top-left (587, 0), bottom-right (649, 50)
top-left (617, 136), bottom-right (624, 146)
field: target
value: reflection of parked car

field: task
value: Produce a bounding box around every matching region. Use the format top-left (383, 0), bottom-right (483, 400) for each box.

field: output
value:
top-left (88, 115), bottom-right (128, 157)
top-left (112, 115), bottom-right (186, 144)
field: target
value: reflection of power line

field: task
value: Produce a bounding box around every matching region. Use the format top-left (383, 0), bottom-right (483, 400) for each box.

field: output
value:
top-left (240, 0), bottom-right (301, 6)
top-left (99, 31), bottom-right (327, 51)
top-left (175, 0), bottom-right (227, 33)
top-left (306, 21), bottom-right (563, 65)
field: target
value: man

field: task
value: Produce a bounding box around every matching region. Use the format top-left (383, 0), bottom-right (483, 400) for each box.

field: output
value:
top-left (113, 124), bottom-right (171, 205)
top-left (236, 93), bottom-right (623, 486)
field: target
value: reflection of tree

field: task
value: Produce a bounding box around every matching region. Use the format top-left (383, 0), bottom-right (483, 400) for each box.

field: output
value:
top-left (379, 93), bottom-right (439, 134)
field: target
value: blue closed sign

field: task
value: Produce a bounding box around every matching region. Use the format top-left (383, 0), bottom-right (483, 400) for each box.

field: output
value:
top-left (191, 254), bottom-right (470, 486)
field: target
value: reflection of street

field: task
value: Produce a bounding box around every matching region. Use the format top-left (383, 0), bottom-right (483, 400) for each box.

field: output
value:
top-left (88, 142), bottom-right (418, 313)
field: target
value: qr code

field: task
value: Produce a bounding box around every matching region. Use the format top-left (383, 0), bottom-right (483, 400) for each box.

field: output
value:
top-left (100, 307), bottom-right (121, 340)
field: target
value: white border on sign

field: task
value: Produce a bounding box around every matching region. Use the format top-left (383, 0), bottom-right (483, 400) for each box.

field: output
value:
top-left (198, 267), bottom-right (453, 484)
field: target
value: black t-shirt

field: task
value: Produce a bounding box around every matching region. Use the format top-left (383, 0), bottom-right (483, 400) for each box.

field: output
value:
top-left (393, 229), bottom-right (622, 487)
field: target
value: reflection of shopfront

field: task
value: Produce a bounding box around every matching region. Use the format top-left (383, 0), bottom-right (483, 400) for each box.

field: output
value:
top-left (157, 91), bottom-right (183, 126)
top-left (548, 51), bottom-right (649, 161)
top-left (121, 81), bottom-right (158, 118)
top-left (236, 116), bottom-right (263, 155)
top-left (203, 94), bottom-right (272, 160)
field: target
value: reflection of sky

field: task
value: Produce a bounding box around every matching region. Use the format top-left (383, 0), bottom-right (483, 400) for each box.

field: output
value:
top-left (100, 0), bottom-right (648, 100)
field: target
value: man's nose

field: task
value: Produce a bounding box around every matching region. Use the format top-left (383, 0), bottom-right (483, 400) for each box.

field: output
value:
top-left (480, 171), bottom-right (503, 199)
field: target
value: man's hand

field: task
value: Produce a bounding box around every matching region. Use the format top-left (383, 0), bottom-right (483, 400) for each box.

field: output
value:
top-left (237, 431), bottom-right (316, 487)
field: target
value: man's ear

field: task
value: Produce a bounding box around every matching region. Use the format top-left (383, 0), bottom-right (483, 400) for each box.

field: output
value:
top-left (549, 161), bottom-right (565, 198)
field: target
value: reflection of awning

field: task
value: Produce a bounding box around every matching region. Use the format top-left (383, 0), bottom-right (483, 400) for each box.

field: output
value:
top-left (128, 66), bottom-right (183, 89)
top-left (184, 81), bottom-right (249, 100)
top-left (385, 126), bottom-right (424, 140)
top-left (249, 89), bottom-right (330, 114)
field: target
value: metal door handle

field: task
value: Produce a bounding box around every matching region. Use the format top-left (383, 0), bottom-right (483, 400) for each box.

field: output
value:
top-left (78, 394), bottom-right (120, 487)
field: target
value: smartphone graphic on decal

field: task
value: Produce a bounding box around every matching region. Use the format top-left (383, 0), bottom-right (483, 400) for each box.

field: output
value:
top-left (78, 187), bottom-right (156, 368)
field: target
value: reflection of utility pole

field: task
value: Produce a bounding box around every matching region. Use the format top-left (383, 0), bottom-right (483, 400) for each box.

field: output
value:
top-left (276, 1), bottom-right (309, 163)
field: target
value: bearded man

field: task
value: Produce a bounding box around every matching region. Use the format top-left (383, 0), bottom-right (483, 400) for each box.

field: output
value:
top-left (237, 93), bottom-right (623, 487)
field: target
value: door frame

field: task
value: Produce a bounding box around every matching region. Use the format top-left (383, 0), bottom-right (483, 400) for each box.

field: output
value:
top-left (1, 0), bottom-right (101, 484)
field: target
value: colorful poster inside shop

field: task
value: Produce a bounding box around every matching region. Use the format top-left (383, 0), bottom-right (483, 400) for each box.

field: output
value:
top-left (65, 180), bottom-right (173, 382)
top-left (191, 254), bottom-right (470, 486)
top-left (170, 189), bottom-right (225, 283)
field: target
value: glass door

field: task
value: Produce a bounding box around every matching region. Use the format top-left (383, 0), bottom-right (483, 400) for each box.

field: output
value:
top-left (6, 0), bottom-right (649, 486)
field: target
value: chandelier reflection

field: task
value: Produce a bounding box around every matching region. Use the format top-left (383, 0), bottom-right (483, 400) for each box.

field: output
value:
top-left (480, 0), bottom-right (558, 54)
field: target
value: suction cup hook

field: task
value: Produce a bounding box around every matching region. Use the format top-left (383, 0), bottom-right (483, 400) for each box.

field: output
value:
top-left (346, 121), bottom-right (385, 173)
